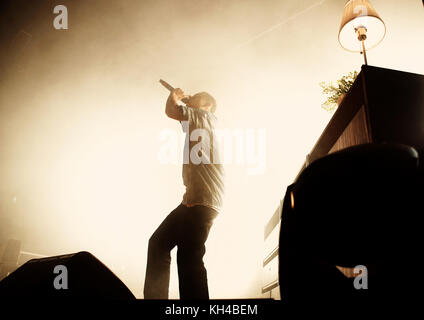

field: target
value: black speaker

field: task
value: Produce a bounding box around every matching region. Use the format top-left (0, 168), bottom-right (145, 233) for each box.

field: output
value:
top-left (0, 251), bottom-right (135, 300)
top-left (279, 143), bottom-right (422, 303)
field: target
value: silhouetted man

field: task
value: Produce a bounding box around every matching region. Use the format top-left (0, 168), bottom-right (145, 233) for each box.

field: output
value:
top-left (144, 88), bottom-right (224, 299)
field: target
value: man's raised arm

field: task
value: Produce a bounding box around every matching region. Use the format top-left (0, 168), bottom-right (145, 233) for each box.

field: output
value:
top-left (165, 88), bottom-right (188, 121)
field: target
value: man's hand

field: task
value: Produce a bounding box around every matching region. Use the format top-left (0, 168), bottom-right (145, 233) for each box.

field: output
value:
top-left (165, 88), bottom-right (189, 121)
top-left (169, 88), bottom-right (190, 105)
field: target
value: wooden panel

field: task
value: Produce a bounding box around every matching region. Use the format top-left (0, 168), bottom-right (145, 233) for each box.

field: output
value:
top-left (260, 285), bottom-right (281, 300)
top-left (264, 200), bottom-right (283, 240)
top-left (262, 255), bottom-right (279, 290)
top-left (329, 105), bottom-right (371, 154)
top-left (261, 279), bottom-right (279, 295)
top-left (264, 220), bottom-right (280, 266)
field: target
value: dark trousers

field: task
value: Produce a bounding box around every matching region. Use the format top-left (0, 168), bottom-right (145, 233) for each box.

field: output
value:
top-left (143, 204), bottom-right (218, 299)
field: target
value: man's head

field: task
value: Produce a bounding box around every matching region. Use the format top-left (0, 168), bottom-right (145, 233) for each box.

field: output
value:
top-left (186, 92), bottom-right (217, 113)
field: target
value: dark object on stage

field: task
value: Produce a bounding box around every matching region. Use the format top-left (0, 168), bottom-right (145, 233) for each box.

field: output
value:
top-left (279, 143), bottom-right (422, 303)
top-left (0, 251), bottom-right (135, 300)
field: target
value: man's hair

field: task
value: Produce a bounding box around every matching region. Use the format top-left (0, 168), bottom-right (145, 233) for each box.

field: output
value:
top-left (198, 92), bottom-right (217, 113)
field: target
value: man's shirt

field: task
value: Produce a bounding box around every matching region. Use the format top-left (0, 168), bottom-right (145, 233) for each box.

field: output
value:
top-left (178, 104), bottom-right (225, 213)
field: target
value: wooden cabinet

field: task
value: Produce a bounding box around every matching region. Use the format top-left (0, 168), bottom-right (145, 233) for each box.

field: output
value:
top-left (297, 65), bottom-right (424, 178)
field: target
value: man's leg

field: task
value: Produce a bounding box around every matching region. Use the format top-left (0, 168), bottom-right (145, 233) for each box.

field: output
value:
top-left (144, 204), bottom-right (185, 299)
top-left (177, 205), bottom-right (218, 299)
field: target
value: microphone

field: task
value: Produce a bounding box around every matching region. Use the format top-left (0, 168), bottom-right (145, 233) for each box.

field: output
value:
top-left (159, 79), bottom-right (189, 104)
top-left (159, 79), bottom-right (174, 91)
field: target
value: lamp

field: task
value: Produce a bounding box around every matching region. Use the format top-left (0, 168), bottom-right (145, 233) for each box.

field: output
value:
top-left (338, 0), bottom-right (386, 65)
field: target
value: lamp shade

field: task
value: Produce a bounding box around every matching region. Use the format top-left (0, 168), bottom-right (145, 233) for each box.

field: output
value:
top-left (338, 0), bottom-right (386, 52)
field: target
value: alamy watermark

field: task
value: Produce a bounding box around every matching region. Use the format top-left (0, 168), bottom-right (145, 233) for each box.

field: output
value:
top-left (353, 265), bottom-right (368, 290)
top-left (158, 122), bottom-right (266, 175)
top-left (53, 5), bottom-right (68, 30)
top-left (53, 265), bottom-right (68, 290)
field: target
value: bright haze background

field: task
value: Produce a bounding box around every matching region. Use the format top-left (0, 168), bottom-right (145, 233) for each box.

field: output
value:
top-left (0, 0), bottom-right (423, 298)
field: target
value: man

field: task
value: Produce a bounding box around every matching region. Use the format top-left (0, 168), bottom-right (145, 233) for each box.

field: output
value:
top-left (143, 88), bottom-right (225, 299)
